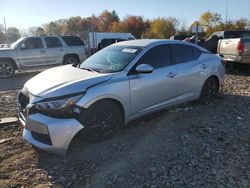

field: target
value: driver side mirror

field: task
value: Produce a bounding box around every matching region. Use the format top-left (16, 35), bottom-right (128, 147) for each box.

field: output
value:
top-left (20, 43), bottom-right (26, 49)
top-left (135, 64), bottom-right (154, 74)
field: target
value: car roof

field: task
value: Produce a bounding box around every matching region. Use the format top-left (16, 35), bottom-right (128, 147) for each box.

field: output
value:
top-left (113, 39), bottom-right (210, 53)
top-left (114, 39), bottom-right (197, 47)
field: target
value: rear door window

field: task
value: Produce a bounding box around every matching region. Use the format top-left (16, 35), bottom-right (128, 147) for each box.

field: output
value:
top-left (172, 44), bottom-right (196, 64)
top-left (45, 37), bottom-right (62, 48)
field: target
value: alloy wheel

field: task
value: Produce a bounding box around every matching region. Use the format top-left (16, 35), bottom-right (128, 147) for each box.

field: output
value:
top-left (0, 62), bottom-right (14, 78)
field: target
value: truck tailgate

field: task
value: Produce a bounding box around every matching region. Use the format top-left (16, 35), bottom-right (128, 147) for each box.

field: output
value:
top-left (218, 38), bottom-right (240, 56)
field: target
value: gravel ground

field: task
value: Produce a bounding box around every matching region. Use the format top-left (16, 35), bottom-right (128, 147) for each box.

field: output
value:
top-left (0, 69), bottom-right (250, 188)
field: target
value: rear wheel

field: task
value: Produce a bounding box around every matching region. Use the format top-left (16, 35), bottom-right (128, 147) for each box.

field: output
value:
top-left (63, 56), bottom-right (79, 66)
top-left (0, 61), bottom-right (15, 78)
top-left (199, 77), bottom-right (219, 104)
top-left (80, 100), bottom-right (122, 142)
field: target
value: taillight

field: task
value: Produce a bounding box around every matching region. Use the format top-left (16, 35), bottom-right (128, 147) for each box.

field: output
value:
top-left (217, 39), bottom-right (221, 54)
top-left (221, 59), bottom-right (226, 66)
top-left (237, 40), bottom-right (245, 54)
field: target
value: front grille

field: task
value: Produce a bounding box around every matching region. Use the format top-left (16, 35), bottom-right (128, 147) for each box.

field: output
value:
top-left (31, 131), bottom-right (52, 145)
top-left (18, 91), bottom-right (29, 110)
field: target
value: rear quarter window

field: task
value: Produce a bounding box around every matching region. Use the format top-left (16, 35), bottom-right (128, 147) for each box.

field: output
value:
top-left (193, 47), bottom-right (201, 59)
top-left (61, 36), bottom-right (85, 46)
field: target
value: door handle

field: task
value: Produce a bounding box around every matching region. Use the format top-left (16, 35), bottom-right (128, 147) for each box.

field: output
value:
top-left (59, 49), bottom-right (64, 52)
top-left (201, 64), bottom-right (207, 69)
top-left (40, 50), bottom-right (46, 53)
top-left (167, 72), bottom-right (177, 78)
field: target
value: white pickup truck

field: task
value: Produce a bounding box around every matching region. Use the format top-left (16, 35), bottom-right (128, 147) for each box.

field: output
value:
top-left (0, 35), bottom-right (87, 78)
top-left (217, 36), bottom-right (250, 65)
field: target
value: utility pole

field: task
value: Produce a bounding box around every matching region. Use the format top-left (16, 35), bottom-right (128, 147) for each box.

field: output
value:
top-left (225, 0), bottom-right (228, 30)
top-left (3, 18), bottom-right (7, 34)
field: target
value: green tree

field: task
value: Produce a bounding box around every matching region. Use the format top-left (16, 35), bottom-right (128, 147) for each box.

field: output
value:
top-left (235, 18), bottom-right (250, 30)
top-left (6, 27), bottom-right (21, 42)
top-left (199, 11), bottom-right (222, 36)
top-left (110, 21), bottom-right (128, 32)
top-left (36, 27), bottom-right (45, 35)
top-left (0, 24), bottom-right (6, 43)
top-left (44, 21), bottom-right (60, 34)
top-left (148, 17), bottom-right (178, 39)
top-left (66, 16), bottom-right (83, 34)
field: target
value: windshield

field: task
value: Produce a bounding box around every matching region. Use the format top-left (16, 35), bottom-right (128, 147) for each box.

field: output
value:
top-left (225, 31), bottom-right (250, 39)
top-left (80, 45), bottom-right (142, 73)
top-left (10, 37), bottom-right (24, 49)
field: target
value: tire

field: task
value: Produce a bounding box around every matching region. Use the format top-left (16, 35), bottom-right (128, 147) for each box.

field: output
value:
top-left (79, 100), bottom-right (122, 142)
top-left (199, 77), bottom-right (219, 105)
top-left (63, 56), bottom-right (79, 66)
top-left (0, 61), bottom-right (15, 78)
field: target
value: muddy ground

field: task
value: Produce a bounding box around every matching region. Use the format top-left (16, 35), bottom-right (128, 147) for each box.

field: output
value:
top-left (0, 69), bottom-right (250, 188)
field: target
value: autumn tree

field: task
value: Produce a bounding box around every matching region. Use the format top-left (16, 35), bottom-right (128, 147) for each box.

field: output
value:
top-left (123, 16), bottom-right (147, 38)
top-left (98, 10), bottom-right (119, 32)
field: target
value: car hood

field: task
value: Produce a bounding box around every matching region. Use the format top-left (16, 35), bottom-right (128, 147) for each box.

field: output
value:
top-left (0, 48), bottom-right (14, 56)
top-left (24, 65), bottom-right (113, 99)
top-left (0, 48), bottom-right (11, 50)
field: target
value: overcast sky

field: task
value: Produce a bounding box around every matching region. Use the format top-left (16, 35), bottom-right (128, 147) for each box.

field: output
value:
top-left (0, 0), bottom-right (249, 29)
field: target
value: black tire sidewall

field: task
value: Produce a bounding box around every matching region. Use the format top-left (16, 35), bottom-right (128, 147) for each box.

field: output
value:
top-left (63, 56), bottom-right (79, 66)
top-left (80, 100), bottom-right (122, 142)
top-left (199, 77), bottom-right (219, 104)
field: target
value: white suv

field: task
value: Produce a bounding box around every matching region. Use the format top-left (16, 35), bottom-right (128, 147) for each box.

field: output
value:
top-left (0, 35), bottom-right (87, 78)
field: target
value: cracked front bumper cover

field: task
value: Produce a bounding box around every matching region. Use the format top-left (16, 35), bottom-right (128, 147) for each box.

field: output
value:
top-left (22, 113), bottom-right (84, 155)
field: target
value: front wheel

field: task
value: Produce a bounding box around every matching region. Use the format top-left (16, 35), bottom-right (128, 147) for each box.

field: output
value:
top-left (199, 77), bottom-right (219, 105)
top-left (0, 62), bottom-right (15, 78)
top-left (79, 100), bottom-right (122, 142)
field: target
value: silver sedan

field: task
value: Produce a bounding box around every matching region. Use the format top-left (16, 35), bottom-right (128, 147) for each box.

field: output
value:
top-left (17, 39), bottom-right (225, 155)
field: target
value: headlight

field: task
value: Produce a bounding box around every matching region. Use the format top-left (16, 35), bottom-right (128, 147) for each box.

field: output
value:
top-left (35, 93), bottom-right (83, 113)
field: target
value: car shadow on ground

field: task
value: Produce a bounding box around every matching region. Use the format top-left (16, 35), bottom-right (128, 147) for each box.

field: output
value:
top-left (35, 92), bottom-right (250, 187)
top-left (225, 64), bottom-right (250, 76)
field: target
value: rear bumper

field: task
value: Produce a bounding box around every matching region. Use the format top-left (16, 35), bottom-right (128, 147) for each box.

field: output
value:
top-left (21, 113), bottom-right (84, 155)
top-left (222, 55), bottom-right (250, 64)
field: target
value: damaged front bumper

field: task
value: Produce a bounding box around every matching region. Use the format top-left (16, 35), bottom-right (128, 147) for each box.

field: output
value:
top-left (20, 113), bottom-right (84, 155)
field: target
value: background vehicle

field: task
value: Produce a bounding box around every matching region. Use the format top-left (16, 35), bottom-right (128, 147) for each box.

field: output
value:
top-left (198, 30), bottom-right (250, 53)
top-left (217, 38), bottom-right (250, 64)
top-left (85, 32), bottom-right (135, 55)
top-left (17, 39), bottom-right (224, 155)
top-left (97, 38), bottom-right (127, 51)
top-left (0, 35), bottom-right (86, 78)
top-left (169, 35), bottom-right (192, 41)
